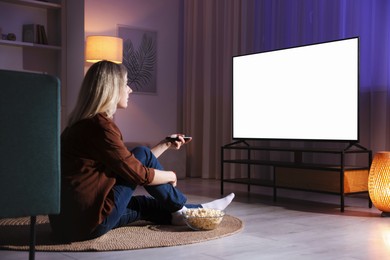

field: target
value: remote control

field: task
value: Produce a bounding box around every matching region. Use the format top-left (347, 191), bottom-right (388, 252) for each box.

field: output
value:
top-left (166, 136), bottom-right (191, 142)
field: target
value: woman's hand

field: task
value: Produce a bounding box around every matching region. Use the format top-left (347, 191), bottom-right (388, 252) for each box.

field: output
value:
top-left (166, 134), bottom-right (192, 150)
top-left (151, 134), bottom-right (192, 158)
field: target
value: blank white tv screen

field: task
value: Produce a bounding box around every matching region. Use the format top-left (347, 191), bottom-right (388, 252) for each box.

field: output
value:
top-left (233, 37), bottom-right (359, 141)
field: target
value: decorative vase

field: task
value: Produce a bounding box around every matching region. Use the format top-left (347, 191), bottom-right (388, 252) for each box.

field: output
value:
top-left (368, 151), bottom-right (390, 217)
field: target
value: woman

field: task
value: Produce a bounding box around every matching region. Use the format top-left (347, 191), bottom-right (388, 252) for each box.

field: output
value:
top-left (49, 60), bottom-right (234, 242)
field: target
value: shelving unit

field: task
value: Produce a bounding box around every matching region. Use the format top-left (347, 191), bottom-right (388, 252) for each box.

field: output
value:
top-left (0, 0), bottom-right (61, 9)
top-left (0, 39), bottom-right (61, 50)
top-left (221, 141), bottom-right (372, 212)
top-left (0, 0), bottom-right (66, 127)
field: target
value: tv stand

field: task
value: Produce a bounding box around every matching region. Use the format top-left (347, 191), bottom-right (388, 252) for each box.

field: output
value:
top-left (221, 141), bottom-right (372, 212)
top-left (345, 142), bottom-right (369, 151)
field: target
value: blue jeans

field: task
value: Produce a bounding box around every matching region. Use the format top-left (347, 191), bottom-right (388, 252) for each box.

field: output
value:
top-left (89, 146), bottom-right (200, 239)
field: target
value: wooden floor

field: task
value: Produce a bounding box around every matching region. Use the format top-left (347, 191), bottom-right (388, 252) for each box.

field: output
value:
top-left (1, 178), bottom-right (390, 260)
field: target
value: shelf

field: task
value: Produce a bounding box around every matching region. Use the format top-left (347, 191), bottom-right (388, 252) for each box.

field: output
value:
top-left (222, 159), bottom-right (369, 171)
top-left (222, 178), bottom-right (274, 187)
top-left (0, 39), bottom-right (61, 50)
top-left (222, 176), bottom-right (370, 195)
top-left (222, 178), bottom-right (343, 194)
top-left (222, 144), bottom-right (369, 154)
top-left (0, 67), bottom-right (48, 73)
top-left (0, 0), bottom-right (66, 129)
top-left (0, 0), bottom-right (61, 9)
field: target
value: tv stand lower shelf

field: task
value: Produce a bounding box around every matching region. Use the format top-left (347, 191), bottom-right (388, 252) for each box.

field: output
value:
top-left (220, 143), bottom-right (372, 212)
top-left (275, 167), bottom-right (369, 193)
top-left (221, 168), bottom-right (371, 212)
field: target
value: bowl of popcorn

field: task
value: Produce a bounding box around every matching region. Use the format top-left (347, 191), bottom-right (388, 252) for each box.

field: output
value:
top-left (183, 208), bottom-right (225, 231)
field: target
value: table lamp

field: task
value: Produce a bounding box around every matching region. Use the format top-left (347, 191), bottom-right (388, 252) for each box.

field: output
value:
top-left (85, 36), bottom-right (123, 64)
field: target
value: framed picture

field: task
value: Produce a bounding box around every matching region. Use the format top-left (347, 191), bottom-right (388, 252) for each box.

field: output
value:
top-left (117, 25), bottom-right (157, 94)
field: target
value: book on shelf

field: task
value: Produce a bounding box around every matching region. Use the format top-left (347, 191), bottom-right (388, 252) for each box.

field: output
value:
top-left (37, 24), bottom-right (48, 45)
top-left (22, 24), bottom-right (48, 45)
top-left (22, 24), bottom-right (36, 43)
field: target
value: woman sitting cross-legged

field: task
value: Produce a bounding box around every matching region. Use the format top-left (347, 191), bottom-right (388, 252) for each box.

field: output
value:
top-left (49, 60), bottom-right (234, 242)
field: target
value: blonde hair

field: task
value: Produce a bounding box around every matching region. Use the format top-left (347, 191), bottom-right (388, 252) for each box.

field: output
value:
top-left (68, 60), bottom-right (127, 126)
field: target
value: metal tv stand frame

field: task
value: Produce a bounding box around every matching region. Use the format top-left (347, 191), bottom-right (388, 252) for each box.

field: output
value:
top-left (221, 140), bottom-right (372, 212)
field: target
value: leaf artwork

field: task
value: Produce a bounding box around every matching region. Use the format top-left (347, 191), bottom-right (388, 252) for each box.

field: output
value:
top-left (123, 33), bottom-right (157, 92)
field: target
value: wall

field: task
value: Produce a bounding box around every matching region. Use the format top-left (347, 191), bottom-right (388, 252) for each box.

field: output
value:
top-left (84, 0), bottom-right (182, 145)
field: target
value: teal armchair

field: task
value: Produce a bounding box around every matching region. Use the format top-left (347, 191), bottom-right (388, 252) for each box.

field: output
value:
top-left (0, 70), bottom-right (61, 260)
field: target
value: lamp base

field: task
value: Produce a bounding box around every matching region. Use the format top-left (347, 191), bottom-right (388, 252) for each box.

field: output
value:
top-left (381, 212), bottom-right (390, 217)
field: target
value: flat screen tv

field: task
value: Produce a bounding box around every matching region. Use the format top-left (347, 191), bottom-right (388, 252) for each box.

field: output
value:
top-left (232, 37), bottom-right (359, 142)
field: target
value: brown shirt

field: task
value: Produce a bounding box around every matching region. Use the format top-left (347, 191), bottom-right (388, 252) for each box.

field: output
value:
top-left (49, 113), bottom-right (155, 241)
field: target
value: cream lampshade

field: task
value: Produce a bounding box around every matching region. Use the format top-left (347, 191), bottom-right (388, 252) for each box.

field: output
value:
top-left (85, 36), bottom-right (123, 64)
top-left (368, 151), bottom-right (390, 217)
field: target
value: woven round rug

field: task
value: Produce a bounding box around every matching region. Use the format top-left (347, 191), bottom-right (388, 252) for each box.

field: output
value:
top-left (0, 215), bottom-right (243, 251)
